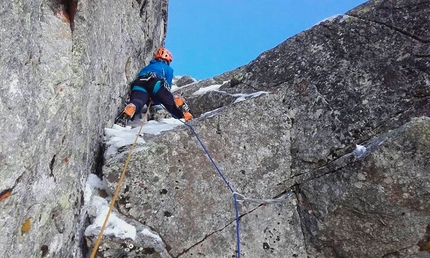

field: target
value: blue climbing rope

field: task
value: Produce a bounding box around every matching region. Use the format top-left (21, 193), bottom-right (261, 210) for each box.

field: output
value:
top-left (183, 122), bottom-right (235, 193)
top-left (159, 107), bottom-right (293, 257)
top-left (163, 109), bottom-right (242, 257)
top-left (179, 118), bottom-right (242, 258)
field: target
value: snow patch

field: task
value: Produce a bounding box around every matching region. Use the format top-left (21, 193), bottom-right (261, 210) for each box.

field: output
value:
top-left (104, 119), bottom-right (182, 158)
top-left (141, 228), bottom-right (162, 242)
top-left (84, 196), bottom-right (137, 240)
top-left (233, 91), bottom-right (269, 103)
top-left (315, 14), bottom-right (350, 26)
top-left (353, 144), bottom-right (367, 158)
top-left (192, 84), bottom-right (224, 96)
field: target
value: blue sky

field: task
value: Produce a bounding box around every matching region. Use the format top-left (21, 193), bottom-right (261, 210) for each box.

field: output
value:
top-left (166, 0), bottom-right (368, 80)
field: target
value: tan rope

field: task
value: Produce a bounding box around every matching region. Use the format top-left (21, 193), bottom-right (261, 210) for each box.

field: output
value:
top-left (90, 103), bottom-right (151, 258)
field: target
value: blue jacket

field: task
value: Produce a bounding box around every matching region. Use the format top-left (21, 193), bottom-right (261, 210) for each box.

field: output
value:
top-left (137, 59), bottom-right (174, 88)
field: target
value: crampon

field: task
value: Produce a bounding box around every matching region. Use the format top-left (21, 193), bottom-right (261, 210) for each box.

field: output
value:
top-left (114, 103), bottom-right (136, 127)
top-left (114, 112), bottom-right (131, 127)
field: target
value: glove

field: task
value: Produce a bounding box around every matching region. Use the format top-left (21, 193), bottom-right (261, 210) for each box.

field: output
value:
top-left (174, 95), bottom-right (192, 121)
top-left (174, 95), bottom-right (185, 108)
top-left (183, 111), bottom-right (193, 122)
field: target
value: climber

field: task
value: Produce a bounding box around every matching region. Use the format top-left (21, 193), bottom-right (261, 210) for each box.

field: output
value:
top-left (115, 47), bottom-right (193, 126)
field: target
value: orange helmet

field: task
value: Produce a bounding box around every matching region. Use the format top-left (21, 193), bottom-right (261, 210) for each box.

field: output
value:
top-left (154, 47), bottom-right (173, 63)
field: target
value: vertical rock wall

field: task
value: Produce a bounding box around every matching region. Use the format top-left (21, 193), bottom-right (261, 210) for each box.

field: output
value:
top-left (0, 0), bottom-right (168, 257)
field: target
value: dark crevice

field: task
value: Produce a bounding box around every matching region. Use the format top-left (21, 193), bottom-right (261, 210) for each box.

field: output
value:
top-left (175, 209), bottom-right (251, 258)
top-left (287, 147), bottom-right (363, 187)
top-left (294, 185), bottom-right (317, 255)
top-left (175, 188), bottom-right (294, 258)
top-left (80, 215), bottom-right (91, 258)
top-left (41, 245), bottom-right (49, 257)
top-left (348, 14), bottom-right (430, 43)
top-left (139, 0), bottom-right (148, 18)
top-left (1, 172), bottom-right (26, 201)
top-left (412, 54), bottom-right (430, 58)
top-left (288, 102), bottom-right (420, 185)
top-left (49, 0), bottom-right (78, 31)
top-left (288, 99), bottom-right (424, 186)
top-left (49, 155), bottom-right (56, 181)
top-left (94, 143), bottom-right (105, 177)
top-left (0, 188), bottom-right (13, 201)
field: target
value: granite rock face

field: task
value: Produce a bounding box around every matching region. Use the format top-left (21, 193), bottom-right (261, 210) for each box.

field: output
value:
top-left (103, 94), bottom-right (305, 257)
top-left (298, 116), bottom-right (430, 257)
top-left (0, 0), bottom-right (167, 257)
top-left (102, 0), bottom-right (430, 257)
top-left (174, 75), bottom-right (197, 87)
